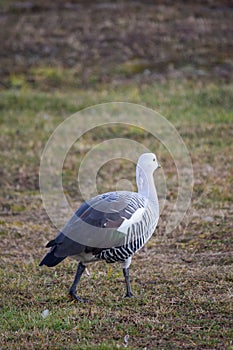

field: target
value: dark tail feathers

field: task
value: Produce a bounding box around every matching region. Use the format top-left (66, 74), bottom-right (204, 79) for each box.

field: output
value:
top-left (46, 239), bottom-right (56, 248)
top-left (39, 248), bottom-right (66, 267)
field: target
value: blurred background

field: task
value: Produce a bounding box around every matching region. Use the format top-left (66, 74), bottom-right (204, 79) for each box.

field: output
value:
top-left (1, 0), bottom-right (232, 88)
top-left (0, 1), bottom-right (232, 349)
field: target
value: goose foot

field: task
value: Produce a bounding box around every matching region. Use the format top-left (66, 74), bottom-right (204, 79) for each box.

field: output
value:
top-left (124, 291), bottom-right (134, 298)
top-left (69, 290), bottom-right (88, 303)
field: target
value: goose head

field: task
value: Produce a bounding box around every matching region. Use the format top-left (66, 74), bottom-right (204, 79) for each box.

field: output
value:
top-left (137, 153), bottom-right (161, 174)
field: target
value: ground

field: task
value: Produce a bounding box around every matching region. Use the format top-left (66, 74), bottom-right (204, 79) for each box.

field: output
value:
top-left (0, 1), bottom-right (233, 349)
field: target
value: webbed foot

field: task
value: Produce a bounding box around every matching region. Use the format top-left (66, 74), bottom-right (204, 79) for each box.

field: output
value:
top-left (124, 291), bottom-right (134, 298)
top-left (69, 290), bottom-right (88, 303)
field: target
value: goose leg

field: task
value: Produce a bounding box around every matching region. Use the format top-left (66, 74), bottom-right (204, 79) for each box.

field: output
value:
top-left (69, 262), bottom-right (86, 302)
top-left (123, 267), bottom-right (134, 298)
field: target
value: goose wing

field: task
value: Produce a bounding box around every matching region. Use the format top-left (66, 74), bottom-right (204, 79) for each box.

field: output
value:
top-left (48, 191), bottom-right (152, 256)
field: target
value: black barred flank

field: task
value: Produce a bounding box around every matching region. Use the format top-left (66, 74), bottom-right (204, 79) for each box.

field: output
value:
top-left (96, 233), bottom-right (147, 263)
top-left (95, 193), bottom-right (156, 264)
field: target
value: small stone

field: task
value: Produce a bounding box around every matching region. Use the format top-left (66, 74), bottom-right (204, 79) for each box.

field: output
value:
top-left (42, 309), bottom-right (49, 318)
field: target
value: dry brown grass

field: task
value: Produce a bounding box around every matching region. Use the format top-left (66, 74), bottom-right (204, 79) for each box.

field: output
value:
top-left (0, 1), bottom-right (232, 349)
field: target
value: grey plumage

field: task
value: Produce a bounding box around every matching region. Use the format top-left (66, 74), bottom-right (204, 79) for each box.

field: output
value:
top-left (39, 153), bottom-right (160, 301)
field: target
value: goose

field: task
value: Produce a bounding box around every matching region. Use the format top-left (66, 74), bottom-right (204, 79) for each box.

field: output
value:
top-left (39, 153), bottom-right (160, 301)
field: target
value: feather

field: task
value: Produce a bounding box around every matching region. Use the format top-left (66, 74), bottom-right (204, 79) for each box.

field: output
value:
top-left (39, 153), bottom-right (161, 300)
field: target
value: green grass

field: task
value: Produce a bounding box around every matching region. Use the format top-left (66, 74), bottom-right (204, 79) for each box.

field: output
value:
top-left (0, 80), bottom-right (232, 189)
top-left (1, 1), bottom-right (232, 347)
top-left (0, 79), bottom-right (232, 349)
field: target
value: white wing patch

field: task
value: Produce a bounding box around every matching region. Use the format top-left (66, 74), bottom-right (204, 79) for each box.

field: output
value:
top-left (118, 207), bottom-right (145, 234)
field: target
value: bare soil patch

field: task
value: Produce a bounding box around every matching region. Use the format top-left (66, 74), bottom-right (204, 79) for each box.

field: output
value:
top-left (0, 0), bottom-right (232, 88)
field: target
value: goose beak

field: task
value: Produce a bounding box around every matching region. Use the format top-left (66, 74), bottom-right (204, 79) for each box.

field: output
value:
top-left (157, 163), bottom-right (161, 169)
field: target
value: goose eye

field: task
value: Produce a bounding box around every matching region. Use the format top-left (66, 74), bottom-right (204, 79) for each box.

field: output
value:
top-left (153, 158), bottom-right (156, 161)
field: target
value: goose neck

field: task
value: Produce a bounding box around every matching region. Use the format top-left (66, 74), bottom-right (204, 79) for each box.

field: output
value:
top-left (136, 168), bottom-right (158, 204)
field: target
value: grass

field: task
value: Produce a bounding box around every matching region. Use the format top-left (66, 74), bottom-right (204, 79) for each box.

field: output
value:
top-left (0, 76), bottom-right (232, 349)
top-left (1, 1), bottom-right (232, 347)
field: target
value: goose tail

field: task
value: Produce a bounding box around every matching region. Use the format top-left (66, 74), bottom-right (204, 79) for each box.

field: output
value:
top-left (39, 247), bottom-right (66, 267)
